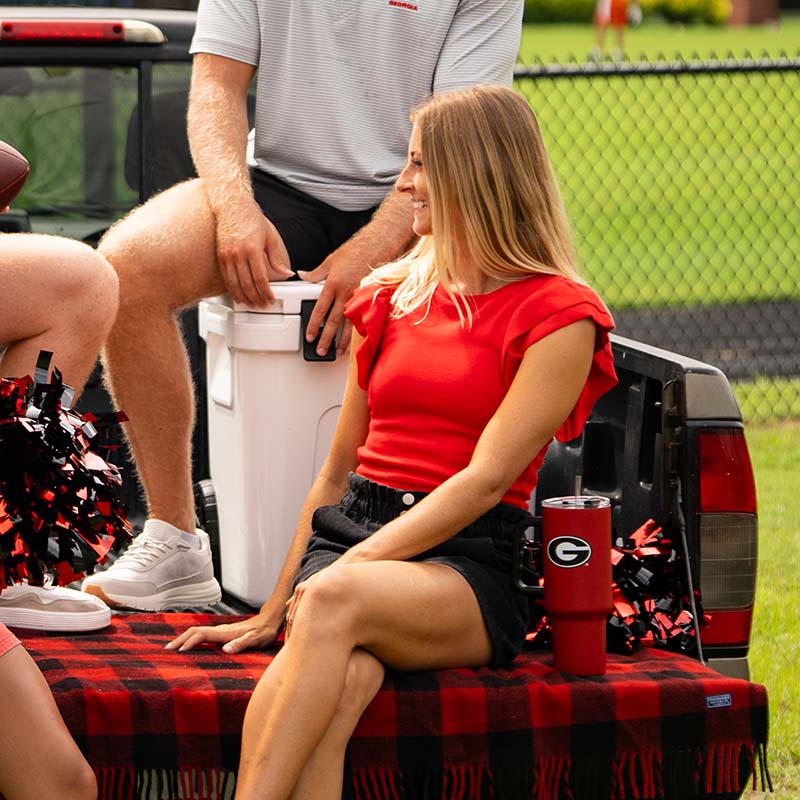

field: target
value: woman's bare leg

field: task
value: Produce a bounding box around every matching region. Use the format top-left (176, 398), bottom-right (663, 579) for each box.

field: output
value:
top-left (0, 644), bottom-right (97, 800)
top-left (289, 648), bottom-right (385, 800)
top-left (234, 561), bottom-right (492, 800)
top-left (0, 234), bottom-right (119, 396)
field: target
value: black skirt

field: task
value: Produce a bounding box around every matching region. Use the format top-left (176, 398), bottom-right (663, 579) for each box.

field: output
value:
top-left (295, 473), bottom-right (534, 667)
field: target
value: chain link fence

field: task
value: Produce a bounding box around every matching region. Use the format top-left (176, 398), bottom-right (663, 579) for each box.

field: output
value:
top-left (2, 56), bottom-right (798, 424)
top-left (514, 56), bottom-right (800, 423)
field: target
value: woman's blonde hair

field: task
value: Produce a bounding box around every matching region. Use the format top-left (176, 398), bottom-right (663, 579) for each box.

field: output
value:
top-left (365, 85), bottom-right (582, 324)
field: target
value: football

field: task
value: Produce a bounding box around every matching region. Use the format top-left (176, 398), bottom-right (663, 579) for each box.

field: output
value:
top-left (0, 140), bottom-right (30, 210)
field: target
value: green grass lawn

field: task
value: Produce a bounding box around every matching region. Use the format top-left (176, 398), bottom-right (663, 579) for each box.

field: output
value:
top-left (520, 16), bottom-right (800, 63)
top-left (742, 422), bottom-right (800, 797)
top-left (514, 18), bottom-right (800, 311)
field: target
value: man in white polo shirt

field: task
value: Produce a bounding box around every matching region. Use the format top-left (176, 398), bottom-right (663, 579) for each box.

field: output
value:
top-left (83, 0), bottom-right (523, 611)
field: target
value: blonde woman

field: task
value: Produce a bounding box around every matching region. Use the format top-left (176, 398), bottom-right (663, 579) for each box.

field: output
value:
top-left (168, 85), bottom-right (618, 800)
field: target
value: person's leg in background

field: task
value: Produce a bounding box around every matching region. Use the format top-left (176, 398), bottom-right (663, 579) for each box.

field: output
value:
top-left (0, 626), bottom-right (97, 800)
top-left (0, 234), bottom-right (118, 394)
top-left (610, 0), bottom-right (629, 59)
top-left (591, 0), bottom-right (611, 58)
top-left (0, 234), bottom-right (118, 632)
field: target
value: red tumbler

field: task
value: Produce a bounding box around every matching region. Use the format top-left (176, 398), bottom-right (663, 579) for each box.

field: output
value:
top-left (541, 496), bottom-right (612, 676)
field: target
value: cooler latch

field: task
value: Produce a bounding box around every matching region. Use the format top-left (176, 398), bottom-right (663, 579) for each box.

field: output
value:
top-left (301, 300), bottom-right (337, 362)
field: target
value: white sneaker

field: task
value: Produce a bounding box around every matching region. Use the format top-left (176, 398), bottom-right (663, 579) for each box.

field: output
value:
top-left (81, 519), bottom-right (221, 611)
top-left (0, 580), bottom-right (111, 632)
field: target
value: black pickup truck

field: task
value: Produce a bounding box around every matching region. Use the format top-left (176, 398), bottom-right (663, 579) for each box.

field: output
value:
top-left (0, 10), bottom-right (762, 795)
top-left (0, 3), bottom-right (758, 677)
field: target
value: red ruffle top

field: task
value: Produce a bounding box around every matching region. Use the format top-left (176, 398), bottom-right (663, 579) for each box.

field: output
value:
top-left (344, 274), bottom-right (617, 509)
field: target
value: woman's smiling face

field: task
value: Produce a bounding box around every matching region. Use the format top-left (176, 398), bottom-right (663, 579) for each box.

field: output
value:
top-left (397, 123), bottom-right (431, 237)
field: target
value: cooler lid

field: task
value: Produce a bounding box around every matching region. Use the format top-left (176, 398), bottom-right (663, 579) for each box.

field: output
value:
top-left (208, 280), bottom-right (324, 315)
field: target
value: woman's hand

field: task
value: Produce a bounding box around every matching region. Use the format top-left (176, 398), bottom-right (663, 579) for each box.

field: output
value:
top-left (165, 611), bottom-right (284, 654)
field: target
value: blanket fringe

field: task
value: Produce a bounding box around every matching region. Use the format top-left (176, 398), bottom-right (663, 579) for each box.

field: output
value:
top-left (611, 748), bottom-right (666, 799)
top-left (532, 755), bottom-right (569, 800)
top-left (92, 744), bottom-right (770, 800)
top-left (703, 740), bottom-right (773, 797)
top-left (94, 767), bottom-right (236, 800)
top-left (757, 740), bottom-right (774, 793)
top-left (96, 766), bottom-right (135, 800)
top-left (347, 741), bottom-right (771, 800)
top-left (350, 763), bottom-right (492, 800)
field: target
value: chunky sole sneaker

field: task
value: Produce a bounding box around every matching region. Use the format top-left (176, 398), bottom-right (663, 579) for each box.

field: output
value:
top-left (0, 583), bottom-right (111, 632)
top-left (82, 520), bottom-right (221, 611)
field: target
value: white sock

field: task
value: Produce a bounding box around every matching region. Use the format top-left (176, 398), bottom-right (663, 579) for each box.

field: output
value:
top-left (180, 530), bottom-right (202, 549)
top-left (143, 518), bottom-right (202, 548)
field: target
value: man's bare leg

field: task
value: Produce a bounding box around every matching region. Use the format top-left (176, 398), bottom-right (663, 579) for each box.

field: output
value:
top-left (82, 179), bottom-right (226, 610)
top-left (98, 178), bottom-right (224, 533)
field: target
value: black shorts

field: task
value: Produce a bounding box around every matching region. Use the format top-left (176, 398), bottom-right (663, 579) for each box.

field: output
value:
top-left (251, 168), bottom-right (378, 272)
top-left (295, 473), bottom-right (534, 668)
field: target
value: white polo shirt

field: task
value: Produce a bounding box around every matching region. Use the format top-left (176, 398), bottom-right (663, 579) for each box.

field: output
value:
top-left (191, 0), bottom-right (523, 211)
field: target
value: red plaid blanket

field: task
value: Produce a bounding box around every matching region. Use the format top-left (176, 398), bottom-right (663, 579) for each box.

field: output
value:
top-left (18, 614), bottom-right (769, 800)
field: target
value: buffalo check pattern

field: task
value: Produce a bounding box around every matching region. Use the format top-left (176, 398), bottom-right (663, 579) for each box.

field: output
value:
top-left (17, 614), bottom-right (769, 800)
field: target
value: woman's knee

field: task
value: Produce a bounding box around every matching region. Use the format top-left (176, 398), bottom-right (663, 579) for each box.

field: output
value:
top-left (55, 758), bottom-right (97, 800)
top-left (83, 251), bottom-right (119, 329)
top-left (27, 746), bottom-right (97, 800)
top-left (294, 568), bottom-right (363, 640)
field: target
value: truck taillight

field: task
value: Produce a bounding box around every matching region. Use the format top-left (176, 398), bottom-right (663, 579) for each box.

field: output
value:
top-left (0, 19), bottom-right (165, 44)
top-left (699, 429), bottom-right (756, 513)
top-left (697, 429), bottom-right (757, 648)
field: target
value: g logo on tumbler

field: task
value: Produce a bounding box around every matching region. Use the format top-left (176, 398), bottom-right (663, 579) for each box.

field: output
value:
top-left (547, 536), bottom-right (592, 568)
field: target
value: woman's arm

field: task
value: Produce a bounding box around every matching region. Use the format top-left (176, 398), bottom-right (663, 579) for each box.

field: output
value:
top-left (336, 319), bottom-right (596, 565)
top-left (166, 333), bottom-right (370, 652)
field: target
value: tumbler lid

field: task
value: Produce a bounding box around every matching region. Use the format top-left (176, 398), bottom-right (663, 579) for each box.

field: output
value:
top-left (541, 496), bottom-right (610, 510)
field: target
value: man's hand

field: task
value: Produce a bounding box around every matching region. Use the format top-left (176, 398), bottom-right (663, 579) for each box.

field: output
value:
top-left (297, 248), bottom-right (369, 356)
top-left (165, 609), bottom-right (284, 654)
top-left (294, 183), bottom-right (415, 356)
top-left (298, 187), bottom-right (415, 356)
top-left (215, 200), bottom-right (293, 308)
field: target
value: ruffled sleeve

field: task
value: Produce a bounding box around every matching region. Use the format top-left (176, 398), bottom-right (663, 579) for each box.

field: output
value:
top-left (344, 284), bottom-right (394, 390)
top-left (501, 279), bottom-right (618, 443)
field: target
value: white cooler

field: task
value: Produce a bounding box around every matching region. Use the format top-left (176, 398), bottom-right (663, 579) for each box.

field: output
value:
top-left (199, 283), bottom-right (349, 606)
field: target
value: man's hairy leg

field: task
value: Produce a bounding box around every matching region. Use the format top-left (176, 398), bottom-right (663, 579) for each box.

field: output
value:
top-left (99, 179), bottom-right (226, 534)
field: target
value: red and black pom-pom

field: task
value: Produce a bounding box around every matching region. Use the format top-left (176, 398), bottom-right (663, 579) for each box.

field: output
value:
top-left (607, 518), bottom-right (706, 655)
top-left (525, 517), bottom-right (706, 655)
top-left (0, 351), bottom-right (131, 588)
